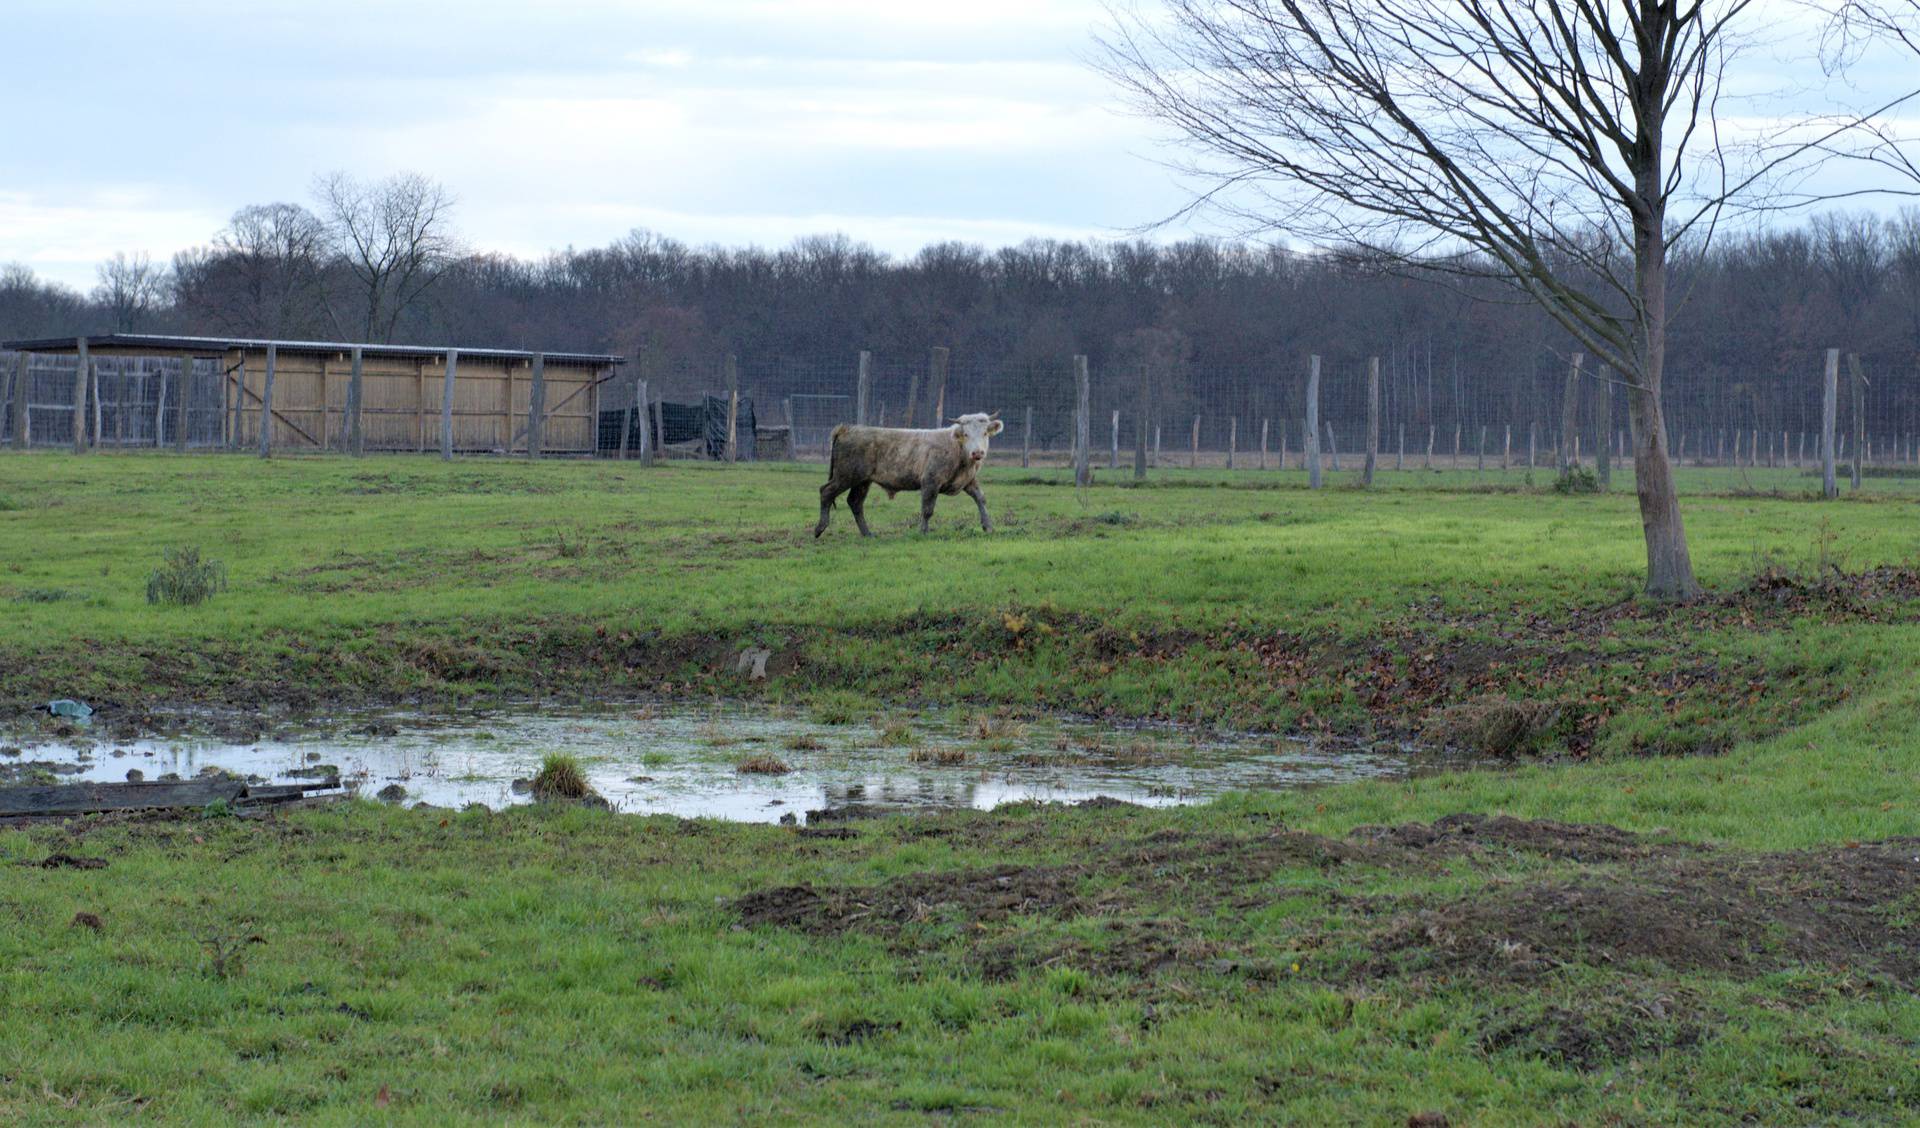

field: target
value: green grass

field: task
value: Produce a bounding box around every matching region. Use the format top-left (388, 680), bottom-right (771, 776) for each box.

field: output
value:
top-left (2, 452), bottom-right (1920, 1122)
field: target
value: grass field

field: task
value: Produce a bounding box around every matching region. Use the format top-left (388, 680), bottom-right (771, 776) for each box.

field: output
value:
top-left (3, 453), bottom-right (1920, 1123)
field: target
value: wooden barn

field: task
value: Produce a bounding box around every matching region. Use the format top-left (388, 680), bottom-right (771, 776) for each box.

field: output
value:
top-left (0, 334), bottom-right (622, 455)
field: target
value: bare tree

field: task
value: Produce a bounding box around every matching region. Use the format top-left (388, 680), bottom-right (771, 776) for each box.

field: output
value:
top-left (1098, 0), bottom-right (1859, 599)
top-left (313, 172), bottom-right (460, 343)
top-left (92, 251), bottom-right (168, 333)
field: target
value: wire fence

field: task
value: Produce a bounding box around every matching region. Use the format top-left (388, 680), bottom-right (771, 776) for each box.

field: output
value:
top-left (7, 344), bottom-right (1916, 487)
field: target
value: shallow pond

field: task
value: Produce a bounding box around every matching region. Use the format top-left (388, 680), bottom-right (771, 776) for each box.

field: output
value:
top-left (8, 703), bottom-right (1437, 823)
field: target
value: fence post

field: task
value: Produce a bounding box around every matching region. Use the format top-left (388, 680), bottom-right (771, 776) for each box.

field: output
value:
top-left (1306, 354), bottom-right (1322, 489)
top-left (1191, 415), bottom-right (1200, 469)
top-left (439, 349), bottom-right (458, 459)
top-left (1361, 357), bottom-right (1379, 486)
top-left (1750, 427), bottom-right (1758, 471)
top-left (653, 387), bottom-right (666, 465)
top-left (1111, 408), bottom-right (1121, 471)
top-left (527, 353), bottom-right (547, 459)
top-left (1451, 425), bottom-right (1460, 467)
top-left (906, 358), bottom-right (922, 430)
top-left (344, 347), bottom-right (364, 457)
top-left (1279, 425), bottom-right (1287, 471)
top-left (1397, 421), bottom-right (1405, 471)
top-left (1503, 424), bottom-right (1512, 470)
top-left (1848, 353), bottom-right (1865, 490)
top-left (1426, 425), bottom-right (1435, 470)
top-left (1260, 418), bottom-right (1269, 471)
top-left (1228, 416), bottom-right (1237, 470)
top-left (1073, 355), bottom-right (1091, 488)
top-left (72, 338), bottom-right (89, 454)
top-left (1022, 405), bottom-right (1032, 468)
top-left (1476, 425), bottom-right (1486, 473)
top-left (92, 363), bottom-right (102, 449)
top-left (173, 357), bottom-right (190, 452)
top-left (637, 378), bottom-right (652, 466)
top-left (11, 352), bottom-right (26, 449)
top-left (1561, 352), bottom-right (1583, 472)
top-left (1326, 420), bottom-right (1341, 472)
top-left (1134, 363), bottom-right (1150, 480)
top-left (259, 343), bottom-right (278, 459)
top-left (855, 350), bottom-right (871, 426)
top-left (725, 353), bottom-right (740, 462)
top-left (1596, 370), bottom-right (1612, 488)
top-left (1154, 424), bottom-right (1162, 468)
top-left (929, 346), bottom-right (949, 425)
top-left (1822, 348), bottom-right (1839, 499)
top-left (1527, 421), bottom-right (1536, 469)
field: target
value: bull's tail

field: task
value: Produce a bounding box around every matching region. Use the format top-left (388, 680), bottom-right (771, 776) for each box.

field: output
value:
top-left (826, 424), bottom-right (852, 485)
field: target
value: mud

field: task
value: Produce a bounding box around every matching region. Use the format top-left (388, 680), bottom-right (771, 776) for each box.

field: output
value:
top-left (734, 811), bottom-right (1920, 994)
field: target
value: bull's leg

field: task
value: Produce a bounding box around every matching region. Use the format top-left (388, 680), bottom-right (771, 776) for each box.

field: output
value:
top-left (847, 482), bottom-right (875, 537)
top-left (919, 483), bottom-right (940, 533)
top-left (814, 480), bottom-right (846, 538)
top-left (965, 482), bottom-right (992, 532)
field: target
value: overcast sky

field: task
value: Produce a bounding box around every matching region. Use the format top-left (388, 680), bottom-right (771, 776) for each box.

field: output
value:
top-left (3, 0), bottom-right (1915, 292)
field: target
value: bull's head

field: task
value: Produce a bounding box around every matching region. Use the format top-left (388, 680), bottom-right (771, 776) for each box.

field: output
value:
top-left (949, 412), bottom-right (1004, 467)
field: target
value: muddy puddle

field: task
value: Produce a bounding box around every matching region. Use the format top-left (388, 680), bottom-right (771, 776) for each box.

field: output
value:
top-left (4, 703), bottom-right (1437, 823)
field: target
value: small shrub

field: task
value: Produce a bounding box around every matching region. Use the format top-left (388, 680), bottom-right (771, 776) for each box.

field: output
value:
top-left (1426, 697), bottom-right (1565, 757)
top-left (146, 546), bottom-right (227, 606)
top-left (1551, 467), bottom-right (1600, 495)
top-left (0, 495), bottom-right (18, 512)
top-left (530, 753), bottom-right (591, 799)
top-left (736, 754), bottom-right (792, 775)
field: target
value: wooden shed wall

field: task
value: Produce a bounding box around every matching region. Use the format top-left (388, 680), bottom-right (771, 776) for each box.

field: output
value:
top-left (221, 349), bottom-right (603, 452)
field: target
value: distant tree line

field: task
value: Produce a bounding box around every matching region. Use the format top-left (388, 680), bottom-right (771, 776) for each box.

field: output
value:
top-left (4, 177), bottom-right (1918, 436)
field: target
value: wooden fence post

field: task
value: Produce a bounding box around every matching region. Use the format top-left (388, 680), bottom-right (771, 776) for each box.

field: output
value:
top-left (855, 350), bottom-right (871, 426)
top-left (929, 346), bottom-right (949, 425)
top-left (1426, 425), bottom-right (1435, 470)
top-left (1022, 405), bottom-right (1032, 468)
top-left (725, 353), bottom-right (740, 462)
top-left (174, 357), bottom-right (190, 452)
top-left (1528, 421), bottom-right (1536, 469)
top-left (1822, 348), bottom-right (1839, 499)
top-left (10, 352), bottom-right (26, 449)
top-left (72, 338), bottom-right (89, 454)
top-left (637, 378), bottom-right (653, 466)
top-left (439, 349), bottom-right (458, 460)
top-left (1134, 363), bottom-right (1150, 480)
top-left (653, 387), bottom-right (666, 465)
top-left (1502, 424), bottom-right (1512, 470)
top-left (527, 353), bottom-right (547, 459)
top-left (259, 343), bottom-right (277, 459)
top-left (1191, 415), bottom-right (1200, 469)
top-left (1561, 352), bottom-right (1583, 472)
top-left (1154, 424), bottom-right (1163, 467)
top-left (1596, 369), bottom-right (1612, 488)
top-left (1111, 408), bottom-right (1121, 471)
top-left (1848, 353), bottom-right (1866, 490)
top-left (1306, 354), bottom-right (1322, 489)
top-left (1073, 355), bottom-right (1091, 488)
top-left (345, 346), bottom-right (364, 456)
top-left (1260, 418), bottom-right (1270, 471)
top-left (1476, 425), bottom-right (1486, 472)
top-left (1326, 420), bottom-right (1341, 472)
top-left (1361, 357), bottom-right (1379, 486)
top-left (1228, 416), bottom-right (1237, 470)
top-left (1397, 421), bottom-right (1405, 471)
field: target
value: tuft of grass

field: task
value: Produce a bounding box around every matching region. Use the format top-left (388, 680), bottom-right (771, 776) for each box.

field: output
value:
top-left (907, 747), bottom-right (968, 765)
top-left (1426, 697), bottom-right (1566, 757)
top-left (876, 722), bottom-right (915, 747)
top-left (145, 546), bottom-right (227, 606)
top-left (782, 734), bottom-right (826, 752)
top-left (530, 753), bottom-right (591, 800)
top-left (736, 754), bottom-right (792, 775)
top-left (11, 587), bottom-right (70, 603)
top-left (810, 691), bottom-right (872, 726)
top-left (970, 712), bottom-right (1029, 743)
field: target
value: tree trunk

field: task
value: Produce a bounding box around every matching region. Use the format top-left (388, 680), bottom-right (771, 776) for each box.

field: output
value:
top-left (1630, 184), bottom-right (1700, 601)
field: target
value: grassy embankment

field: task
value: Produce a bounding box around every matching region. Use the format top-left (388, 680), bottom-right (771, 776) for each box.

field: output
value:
top-left (1, 453), bottom-right (1919, 1122)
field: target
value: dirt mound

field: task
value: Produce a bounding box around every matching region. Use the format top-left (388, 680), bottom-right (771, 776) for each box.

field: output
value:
top-left (1372, 840), bottom-right (1920, 986)
top-left (1350, 813), bottom-right (1682, 862)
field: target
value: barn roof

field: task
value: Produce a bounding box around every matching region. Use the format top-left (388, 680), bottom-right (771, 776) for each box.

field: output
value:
top-left (0, 333), bottom-right (624, 365)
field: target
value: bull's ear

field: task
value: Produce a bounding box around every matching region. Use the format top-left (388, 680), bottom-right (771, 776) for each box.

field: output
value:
top-left (987, 419), bottom-right (1004, 436)
top-left (950, 423), bottom-right (965, 440)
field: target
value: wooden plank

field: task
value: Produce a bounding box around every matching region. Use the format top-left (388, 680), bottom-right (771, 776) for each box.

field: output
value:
top-left (440, 349), bottom-right (458, 459)
top-left (347, 346), bottom-right (365, 456)
top-left (1073, 355), bottom-right (1090, 488)
top-left (527, 353), bottom-right (546, 459)
top-left (0, 779), bottom-right (245, 817)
